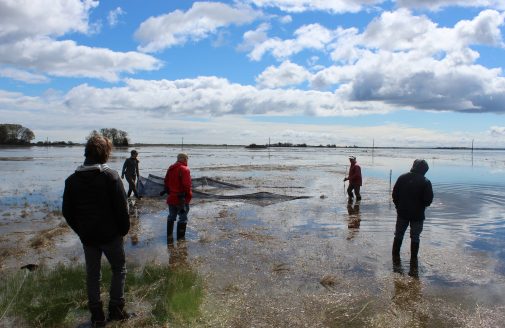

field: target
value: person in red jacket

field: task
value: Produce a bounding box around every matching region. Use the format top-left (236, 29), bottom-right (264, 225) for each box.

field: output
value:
top-left (344, 155), bottom-right (362, 203)
top-left (164, 153), bottom-right (192, 243)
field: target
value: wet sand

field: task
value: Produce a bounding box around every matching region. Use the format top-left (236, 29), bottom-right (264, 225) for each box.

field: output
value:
top-left (1, 146), bottom-right (505, 327)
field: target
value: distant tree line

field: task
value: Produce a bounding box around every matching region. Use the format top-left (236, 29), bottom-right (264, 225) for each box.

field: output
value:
top-left (88, 128), bottom-right (129, 146)
top-left (270, 142), bottom-right (307, 147)
top-left (0, 124), bottom-right (35, 145)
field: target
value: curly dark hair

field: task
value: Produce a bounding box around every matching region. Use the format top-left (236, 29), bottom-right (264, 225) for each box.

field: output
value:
top-left (84, 135), bottom-right (112, 164)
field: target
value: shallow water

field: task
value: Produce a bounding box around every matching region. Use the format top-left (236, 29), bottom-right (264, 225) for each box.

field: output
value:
top-left (1, 145), bottom-right (505, 326)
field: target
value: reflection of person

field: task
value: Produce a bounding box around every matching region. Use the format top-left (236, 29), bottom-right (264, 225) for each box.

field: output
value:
top-left (62, 135), bottom-right (133, 326)
top-left (346, 203), bottom-right (361, 240)
top-left (169, 241), bottom-right (189, 268)
top-left (164, 153), bottom-right (192, 243)
top-left (392, 159), bottom-right (433, 265)
top-left (121, 150), bottom-right (141, 199)
top-left (343, 156), bottom-right (362, 203)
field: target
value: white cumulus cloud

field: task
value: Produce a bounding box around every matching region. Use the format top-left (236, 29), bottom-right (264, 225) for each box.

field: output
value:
top-left (0, 67), bottom-right (49, 83)
top-left (135, 2), bottom-right (262, 53)
top-left (256, 60), bottom-right (311, 88)
top-left (108, 7), bottom-right (125, 27)
top-left (245, 23), bottom-right (340, 61)
top-left (0, 0), bottom-right (161, 82)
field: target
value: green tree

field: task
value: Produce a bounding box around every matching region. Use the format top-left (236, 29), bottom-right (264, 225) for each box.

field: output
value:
top-left (0, 124), bottom-right (35, 144)
top-left (87, 128), bottom-right (130, 146)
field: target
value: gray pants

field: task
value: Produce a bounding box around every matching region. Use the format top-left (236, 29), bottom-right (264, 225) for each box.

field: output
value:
top-left (83, 237), bottom-right (126, 308)
top-left (394, 217), bottom-right (424, 243)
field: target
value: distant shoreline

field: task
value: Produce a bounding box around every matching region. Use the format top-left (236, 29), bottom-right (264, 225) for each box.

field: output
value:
top-left (1, 143), bottom-right (504, 151)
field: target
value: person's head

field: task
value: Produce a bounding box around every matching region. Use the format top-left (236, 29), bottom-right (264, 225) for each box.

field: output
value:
top-left (177, 153), bottom-right (188, 164)
top-left (130, 149), bottom-right (138, 158)
top-left (410, 159), bottom-right (429, 175)
top-left (84, 135), bottom-right (112, 164)
top-left (349, 155), bottom-right (356, 164)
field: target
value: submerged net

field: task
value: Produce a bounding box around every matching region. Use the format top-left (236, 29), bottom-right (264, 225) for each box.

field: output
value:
top-left (138, 174), bottom-right (309, 206)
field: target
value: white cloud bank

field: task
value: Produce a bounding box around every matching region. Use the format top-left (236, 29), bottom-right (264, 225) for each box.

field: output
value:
top-left (0, 0), bottom-right (160, 82)
top-left (251, 9), bottom-right (505, 113)
top-left (0, 77), bottom-right (501, 147)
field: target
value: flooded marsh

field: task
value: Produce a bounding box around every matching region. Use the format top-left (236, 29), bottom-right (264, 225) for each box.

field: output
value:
top-left (1, 146), bottom-right (505, 327)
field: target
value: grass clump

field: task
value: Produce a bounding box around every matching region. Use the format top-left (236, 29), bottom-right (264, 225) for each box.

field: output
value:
top-left (0, 263), bottom-right (203, 327)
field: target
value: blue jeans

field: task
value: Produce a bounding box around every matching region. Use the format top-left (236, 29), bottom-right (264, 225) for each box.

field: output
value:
top-left (394, 217), bottom-right (424, 243)
top-left (83, 237), bottom-right (126, 308)
top-left (167, 204), bottom-right (190, 223)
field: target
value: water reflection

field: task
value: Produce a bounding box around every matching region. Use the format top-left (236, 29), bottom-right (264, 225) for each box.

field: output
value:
top-left (346, 202), bottom-right (361, 240)
top-left (168, 241), bottom-right (189, 268)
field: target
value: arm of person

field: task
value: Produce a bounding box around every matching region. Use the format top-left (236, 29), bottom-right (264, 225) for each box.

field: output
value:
top-left (121, 160), bottom-right (127, 179)
top-left (113, 176), bottom-right (130, 236)
top-left (181, 168), bottom-right (192, 203)
top-left (392, 179), bottom-right (400, 208)
top-left (62, 180), bottom-right (78, 233)
top-left (136, 160), bottom-right (140, 177)
top-left (423, 180), bottom-right (434, 207)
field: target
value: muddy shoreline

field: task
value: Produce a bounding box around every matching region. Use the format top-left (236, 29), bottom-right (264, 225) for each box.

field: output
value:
top-left (1, 147), bottom-right (505, 327)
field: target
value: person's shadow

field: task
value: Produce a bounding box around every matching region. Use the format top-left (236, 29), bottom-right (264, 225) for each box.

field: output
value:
top-left (346, 202), bottom-right (361, 240)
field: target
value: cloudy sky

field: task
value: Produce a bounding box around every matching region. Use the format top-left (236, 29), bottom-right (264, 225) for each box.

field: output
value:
top-left (0, 0), bottom-right (504, 147)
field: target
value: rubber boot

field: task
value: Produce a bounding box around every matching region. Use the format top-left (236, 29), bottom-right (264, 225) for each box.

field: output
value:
top-left (167, 220), bottom-right (174, 244)
top-left (89, 302), bottom-right (106, 327)
top-left (409, 241), bottom-right (420, 277)
top-left (392, 237), bottom-right (403, 274)
top-left (410, 241), bottom-right (420, 260)
top-left (108, 301), bottom-right (135, 322)
top-left (177, 222), bottom-right (187, 240)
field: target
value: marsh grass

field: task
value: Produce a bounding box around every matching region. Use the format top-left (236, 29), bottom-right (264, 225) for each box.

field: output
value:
top-left (0, 263), bottom-right (203, 327)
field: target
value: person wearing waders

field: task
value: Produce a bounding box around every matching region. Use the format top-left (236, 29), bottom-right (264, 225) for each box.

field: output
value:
top-left (164, 153), bottom-right (192, 244)
top-left (121, 150), bottom-right (142, 199)
top-left (392, 159), bottom-right (433, 277)
top-left (344, 155), bottom-right (362, 203)
top-left (62, 135), bottom-right (134, 327)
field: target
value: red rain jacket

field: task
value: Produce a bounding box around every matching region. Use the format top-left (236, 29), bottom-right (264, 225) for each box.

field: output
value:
top-left (164, 161), bottom-right (192, 205)
top-left (348, 163), bottom-right (362, 186)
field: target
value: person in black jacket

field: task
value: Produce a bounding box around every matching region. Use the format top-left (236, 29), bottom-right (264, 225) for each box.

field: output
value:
top-left (392, 159), bottom-right (433, 273)
top-left (62, 135), bottom-right (132, 326)
top-left (121, 149), bottom-right (141, 199)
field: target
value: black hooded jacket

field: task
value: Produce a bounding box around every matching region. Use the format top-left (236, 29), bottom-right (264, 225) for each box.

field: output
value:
top-left (392, 159), bottom-right (434, 221)
top-left (62, 163), bottom-right (129, 246)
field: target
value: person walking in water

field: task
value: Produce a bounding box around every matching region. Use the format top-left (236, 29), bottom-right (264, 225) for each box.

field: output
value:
top-left (164, 153), bottom-right (192, 243)
top-left (63, 135), bottom-right (133, 326)
top-left (392, 159), bottom-right (433, 275)
top-left (121, 150), bottom-right (141, 199)
top-left (344, 155), bottom-right (362, 203)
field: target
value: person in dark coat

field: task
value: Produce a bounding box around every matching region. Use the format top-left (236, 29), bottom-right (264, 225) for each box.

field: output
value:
top-left (344, 155), bottom-right (362, 203)
top-left (121, 150), bottom-right (141, 199)
top-left (392, 159), bottom-right (433, 273)
top-left (62, 135), bottom-right (133, 326)
top-left (164, 153), bottom-right (192, 243)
